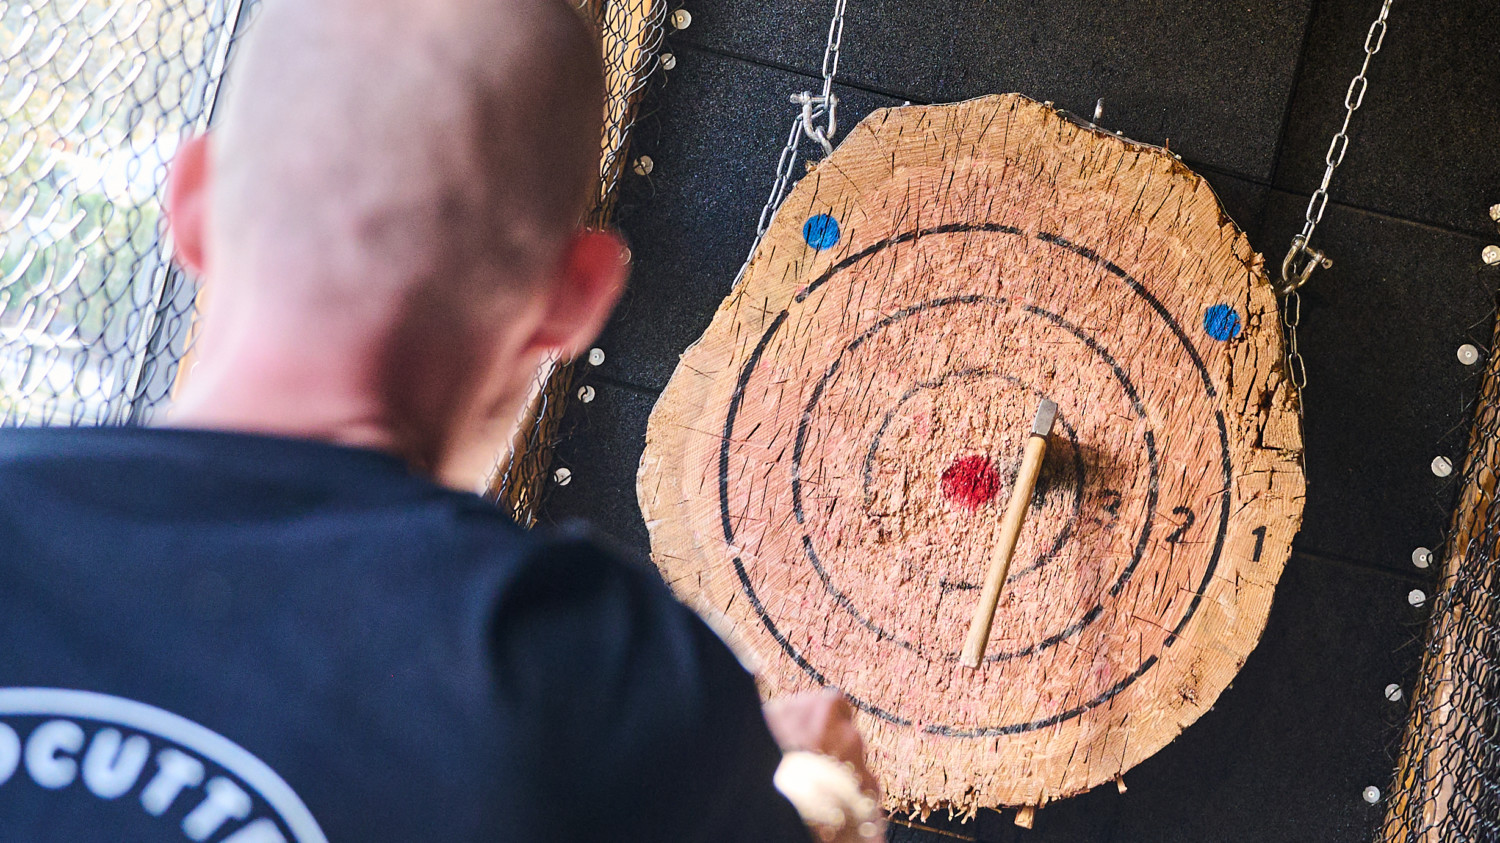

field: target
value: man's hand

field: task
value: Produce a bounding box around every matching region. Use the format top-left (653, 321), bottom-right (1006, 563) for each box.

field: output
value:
top-left (763, 688), bottom-right (879, 797)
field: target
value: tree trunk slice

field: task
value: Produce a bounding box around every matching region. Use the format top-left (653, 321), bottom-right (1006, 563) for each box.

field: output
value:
top-left (638, 94), bottom-right (1305, 815)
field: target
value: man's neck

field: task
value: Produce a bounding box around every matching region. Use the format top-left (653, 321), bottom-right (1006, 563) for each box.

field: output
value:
top-left (169, 342), bottom-right (404, 459)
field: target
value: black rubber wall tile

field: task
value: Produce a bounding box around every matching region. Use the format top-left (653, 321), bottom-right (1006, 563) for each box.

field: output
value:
top-left (1206, 169), bottom-right (1271, 249)
top-left (597, 49), bottom-right (907, 392)
top-left (670, 0), bottom-right (1313, 182)
top-left (1107, 553), bottom-right (1424, 843)
top-left (1259, 191), bottom-right (1498, 572)
top-left (1273, 0), bottom-right (1500, 239)
top-left (602, 47), bottom-right (1272, 395)
top-left (538, 378), bottom-right (657, 559)
top-left (874, 563), bottom-right (1422, 843)
top-left (891, 554), bottom-right (1424, 843)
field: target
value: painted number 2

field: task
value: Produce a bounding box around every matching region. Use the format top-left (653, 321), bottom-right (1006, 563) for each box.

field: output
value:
top-left (1166, 506), bottom-right (1196, 544)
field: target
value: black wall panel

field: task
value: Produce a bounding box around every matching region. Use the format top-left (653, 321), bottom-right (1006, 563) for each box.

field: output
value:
top-left (541, 2), bottom-right (1500, 839)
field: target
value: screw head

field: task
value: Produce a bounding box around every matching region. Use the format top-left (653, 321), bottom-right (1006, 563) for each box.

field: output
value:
top-left (1432, 456), bottom-right (1454, 477)
top-left (670, 8), bottom-right (692, 29)
top-left (1363, 786), bottom-right (1381, 804)
top-left (1484, 244), bottom-right (1500, 266)
top-left (1384, 683), bottom-right (1403, 702)
top-left (1408, 589), bottom-right (1427, 608)
top-left (587, 347), bottom-right (605, 366)
top-left (1412, 547), bottom-right (1433, 569)
top-left (552, 467), bottom-right (572, 486)
top-left (660, 52), bottom-right (677, 71)
top-left (632, 155), bottom-right (654, 176)
top-left (1459, 344), bottom-right (1481, 366)
top-left (577, 385), bottom-right (595, 403)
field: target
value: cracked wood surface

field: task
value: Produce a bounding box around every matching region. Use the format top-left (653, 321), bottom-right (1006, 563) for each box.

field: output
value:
top-left (638, 94), bottom-right (1305, 815)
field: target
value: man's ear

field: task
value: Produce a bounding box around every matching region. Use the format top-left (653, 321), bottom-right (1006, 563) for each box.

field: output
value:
top-left (524, 229), bottom-right (629, 358)
top-left (165, 133), bottom-right (212, 275)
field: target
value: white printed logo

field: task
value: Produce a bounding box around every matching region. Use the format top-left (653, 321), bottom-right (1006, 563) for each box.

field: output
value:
top-left (0, 688), bottom-right (327, 843)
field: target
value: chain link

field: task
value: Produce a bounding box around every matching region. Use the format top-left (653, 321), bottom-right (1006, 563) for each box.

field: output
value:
top-left (1279, 0), bottom-right (1394, 406)
top-left (734, 0), bottom-right (847, 286)
top-left (1282, 290), bottom-right (1306, 390)
top-left (791, 0), bottom-right (846, 155)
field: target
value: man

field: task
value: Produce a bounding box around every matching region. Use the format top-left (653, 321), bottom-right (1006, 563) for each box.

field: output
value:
top-left (0, 0), bottom-right (876, 839)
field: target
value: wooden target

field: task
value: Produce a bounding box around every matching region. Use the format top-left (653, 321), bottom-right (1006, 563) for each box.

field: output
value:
top-left (638, 94), bottom-right (1305, 815)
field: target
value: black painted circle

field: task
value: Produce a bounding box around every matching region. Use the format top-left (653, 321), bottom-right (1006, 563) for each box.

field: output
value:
top-left (717, 225), bottom-right (1234, 737)
top-left (804, 304), bottom-right (1150, 664)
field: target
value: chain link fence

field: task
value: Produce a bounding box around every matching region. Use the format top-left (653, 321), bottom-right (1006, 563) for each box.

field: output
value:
top-left (0, 0), bottom-right (252, 426)
top-left (1383, 310), bottom-right (1500, 841)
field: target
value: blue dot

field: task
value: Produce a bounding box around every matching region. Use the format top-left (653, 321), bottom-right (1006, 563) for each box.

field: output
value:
top-left (803, 214), bottom-right (840, 250)
top-left (1203, 304), bottom-right (1242, 341)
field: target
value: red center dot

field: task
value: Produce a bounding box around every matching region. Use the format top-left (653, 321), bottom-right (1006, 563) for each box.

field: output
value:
top-left (941, 455), bottom-right (1001, 510)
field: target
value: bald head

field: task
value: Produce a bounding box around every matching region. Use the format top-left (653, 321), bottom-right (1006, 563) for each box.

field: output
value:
top-left (210, 0), bottom-right (603, 310)
top-left (169, 0), bottom-right (627, 481)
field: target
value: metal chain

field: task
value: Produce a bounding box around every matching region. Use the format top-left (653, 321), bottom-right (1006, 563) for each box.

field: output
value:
top-left (733, 0), bottom-right (847, 286)
top-left (1282, 288), bottom-right (1306, 390)
top-left (792, 0), bottom-right (848, 155)
top-left (1279, 0), bottom-right (1394, 403)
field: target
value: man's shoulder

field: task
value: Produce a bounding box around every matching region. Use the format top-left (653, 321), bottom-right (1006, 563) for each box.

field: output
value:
top-left (494, 522), bottom-right (666, 588)
top-left (474, 517), bottom-right (702, 654)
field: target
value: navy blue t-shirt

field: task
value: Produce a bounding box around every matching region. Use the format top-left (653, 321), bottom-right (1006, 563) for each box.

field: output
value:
top-left (0, 428), bottom-right (809, 841)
